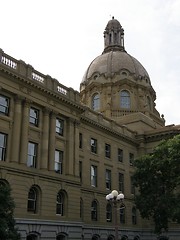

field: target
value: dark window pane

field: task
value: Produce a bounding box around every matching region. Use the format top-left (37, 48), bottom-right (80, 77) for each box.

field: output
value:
top-left (0, 95), bottom-right (9, 115)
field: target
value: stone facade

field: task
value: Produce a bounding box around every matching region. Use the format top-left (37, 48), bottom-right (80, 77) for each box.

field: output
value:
top-left (0, 18), bottom-right (180, 240)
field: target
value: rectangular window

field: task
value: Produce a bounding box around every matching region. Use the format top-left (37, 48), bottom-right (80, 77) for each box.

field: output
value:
top-left (79, 161), bottom-right (82, 182)
top-left (131, 176), bottom-right (135, 194)
top-left (91, 165), bottom-right (97, 187)
top-left (119, 173), bottom-right (124, 193)
top-left (91, 138), bottom-right (97, 154)
top-left (79, 133), bottom-right (82, 148)
top-left (0, 95), bottom-right (9, 116)
top-left (27, 142), bottom-right (38, 168)
top-left (29, 107), bottom-right (39, 126)
top-left (105, 169), bottom-right (111, 190)
top-left (118, 148), bottom-right (123, 162)
top-left (56, 118), bottom-right (64, 136)
top-left (105, 143), bottom-right (111, 158)
top-left (0, 133), bottom-right (7, 161)
top-left (129, 153), bottom-right (134, 165)
top-left (120, 208), bottom-right (125, 224)
top-left (55, 150), bottom-right (63, 174)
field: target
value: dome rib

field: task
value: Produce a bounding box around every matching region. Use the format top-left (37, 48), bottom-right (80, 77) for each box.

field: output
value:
top-left (81, 50), bottom-right (149, 83)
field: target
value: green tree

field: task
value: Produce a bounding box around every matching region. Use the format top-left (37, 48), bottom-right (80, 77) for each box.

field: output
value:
top-left (133, 134), bottom-right (180, 234)
top-left (0, 182), bottom-right (21, 240)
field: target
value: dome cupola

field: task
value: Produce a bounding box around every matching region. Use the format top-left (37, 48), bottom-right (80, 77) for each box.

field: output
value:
top-left (103, 16), bottom-right (125, 53)
top-left (80, 17), bottom-right (165, 132)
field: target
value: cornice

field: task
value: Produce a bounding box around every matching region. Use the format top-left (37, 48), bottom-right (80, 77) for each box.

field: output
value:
top-left (80, 114), bottom-right (138, 147)
top-left (143, 127), bottom-right (180, 143)
top-left (0, 66), bottom-right (84, 113)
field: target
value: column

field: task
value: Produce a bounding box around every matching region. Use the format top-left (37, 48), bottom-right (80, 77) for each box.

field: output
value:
top-left (74, 120), bottom-right (80, 177)
top-left (48, 112), bottom-right (56, 171)
top-left (40, 108), bottom-right (50, 169)
top-left (11, 96), bottom-right (22, 163)
top-left (20, 100), bottom-right (30, 165)
top-left (66, 118), bottom-right (75, 175)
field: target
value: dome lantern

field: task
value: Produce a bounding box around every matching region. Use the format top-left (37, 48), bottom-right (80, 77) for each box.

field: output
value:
top-left (103, 16), bottom-right (125, 53)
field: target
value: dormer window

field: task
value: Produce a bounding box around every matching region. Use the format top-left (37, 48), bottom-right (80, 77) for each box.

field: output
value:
top-left (120, 90), bottom-right (130, 109)
top-left (92, 93), bottom-right (100, 111)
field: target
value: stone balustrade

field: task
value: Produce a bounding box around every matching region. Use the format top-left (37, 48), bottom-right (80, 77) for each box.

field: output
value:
top-left (0, 48), bottom-right (80, 103)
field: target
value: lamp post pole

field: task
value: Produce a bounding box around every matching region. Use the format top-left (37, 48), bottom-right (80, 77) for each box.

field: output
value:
top-left (106, 190), bottom-right (124, 240)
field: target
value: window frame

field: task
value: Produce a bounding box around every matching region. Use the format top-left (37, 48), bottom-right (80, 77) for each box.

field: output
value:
top-left (55, 149), bottom-right (63, 174)
top-left (0, 132), bottom-right (7, 161)
top-left (79, 133), bottom-right (83, 149)
top-left (79, 161), bottom-right (82, 182)
top-left (29, 107), bottom-right (39, 127)
top-left (131, 176), bottom-right (135, 194)
top-left (56, 118), bottom-right (64, 136)
top-left (119, 173), bottom-right (124, 193)
top-left (91, 138), bottom-right (97, 154)
top-left (120, 90), bottom-right (130, 109)
top-left (129, 152), bottom-right (134, 166)
top-left (27, 142), bottom-right (38, 168)
top-left (0, 94), bottom-right (9, 116)
top-left (132, 207), bottom-right (137, 225)
top-left (56, 191), bottom-right (64, 216)
top-left (27, 187), bottom-right (38, 213)
top-left (105, 143), bottom-right (111, 158)
top-left (118, 148), bottom-right (123, 162)
top-left (91, 165), bottom-right (97, 187)
top-left (120, 207), bottom-right (125, 224)
top-left (106, 203), bottom-right (112, 222)
top-left (91, 200), bottom-right (98, 221)
top-left (105, 169), bottom-right (111, 190)
top-left (92, 93), bottom-right (100, 111)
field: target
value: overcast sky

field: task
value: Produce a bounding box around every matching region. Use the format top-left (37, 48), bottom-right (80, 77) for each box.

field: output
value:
top-left (1, 0), bottom-right (180, 126)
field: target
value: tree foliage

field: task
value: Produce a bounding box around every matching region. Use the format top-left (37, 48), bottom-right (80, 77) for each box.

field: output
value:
top-left (0, 183), bottom-right (21, 240)
top-left (133, 134), bottom-right (180, 234)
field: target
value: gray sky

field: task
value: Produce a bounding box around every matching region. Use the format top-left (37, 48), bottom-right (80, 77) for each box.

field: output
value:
top-left (1, 0), bottom-right (180, 125)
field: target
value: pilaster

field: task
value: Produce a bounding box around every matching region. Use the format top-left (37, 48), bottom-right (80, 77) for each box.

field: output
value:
top-left (49, 112), bottom-right (56, 171)
top-left (41, 108), bottom-right (50, 169)
top-left (11, 95), bottom-right (22, 163)
top-left (20, 99), bottom-right (30, 165)
top-left (66, 117), bottom-right (75, 175)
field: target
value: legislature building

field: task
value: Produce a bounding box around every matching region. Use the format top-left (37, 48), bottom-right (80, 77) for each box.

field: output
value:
top-left (0, 17), bottom-right (179, 240)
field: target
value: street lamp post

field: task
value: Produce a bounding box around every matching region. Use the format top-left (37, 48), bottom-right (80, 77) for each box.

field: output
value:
top-left (106, 190), bottom-right (124, 240)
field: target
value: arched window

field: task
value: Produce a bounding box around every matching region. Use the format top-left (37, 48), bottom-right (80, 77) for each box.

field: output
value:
top-left (132, 207), bottom-right (137, 225)
top-left (121, 236), bottom-right (128, 240)
top-left (106, 203), bottom-right (112, 222)
top-left (107, 235), bottom-right (114, 240)
top-left (92, 234), bottom-right (100, 240)
top-left (92, 93), bottom-right (100, 111)
top-left (0, 179), bottom-right (9, 187)
top-left (56, 233), bottom-right (67, 240)
top-left (120, 90), bottom-right (130, 109)
top-left (27, 186), bottom-right (38, 213)
top-left (91, 200), bottom-right (98, 221)
top-left (134, 236), bottom-right (140, 240)
top-left (56, 191), bottom-right (64, 216)
top-left (27, 234), bottom-right (38, 240)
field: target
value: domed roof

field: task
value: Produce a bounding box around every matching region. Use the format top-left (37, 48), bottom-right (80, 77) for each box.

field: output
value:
top-left (82, 50), bottom-right (149, 82)
top-left (105, 17), bottom-right (122, 30)
top-left (81, 17), bottom-right (150, 87)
